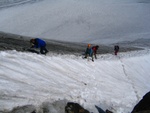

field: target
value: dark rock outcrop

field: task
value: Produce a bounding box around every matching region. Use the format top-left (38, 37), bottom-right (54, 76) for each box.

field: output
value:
top-left (131, 91), bottom-right (150, 113)
top-left (0, 31), bottom-right (139, 55)
top-left (10, 105), bottom-right (35, 113)
top-left (95, 105), bottom-right (113, 113)
top-left (65, 102), bottom-right (90, 113)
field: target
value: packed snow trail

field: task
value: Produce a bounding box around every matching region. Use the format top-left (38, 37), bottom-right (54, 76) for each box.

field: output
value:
top-left (119, 56), bottom-right (141, 103)
top-left (0, 50), bottom-right (150, 113)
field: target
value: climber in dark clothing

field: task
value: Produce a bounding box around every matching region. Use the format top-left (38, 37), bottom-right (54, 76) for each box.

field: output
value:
top-left (114, 45), bottom-right (119, 55)
top-left (92, 45), bottom-right (99, 59)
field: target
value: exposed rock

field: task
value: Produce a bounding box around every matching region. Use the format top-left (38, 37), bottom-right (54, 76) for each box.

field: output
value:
top-left (65, 102), bottom-right (90, 113)
top-left (37, 99), bottom-right (68, 113)
top-left (131, 91), bottom-right (150, 113)
top-left (10, 105), bottom-right (35, 113)
top-left (95, 105), bottom-right (113, 113)
top-left (0, 31), bottom-right (140, 55)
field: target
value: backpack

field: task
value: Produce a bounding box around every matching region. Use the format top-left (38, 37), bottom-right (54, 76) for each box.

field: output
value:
top-left (114, 45), bottom-right (119, 51)
top-left (92, 46), bottom-right (96, 51)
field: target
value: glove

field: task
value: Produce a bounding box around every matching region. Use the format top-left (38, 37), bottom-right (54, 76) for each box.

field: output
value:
top-left (30, 44), bottom-right (34, 48)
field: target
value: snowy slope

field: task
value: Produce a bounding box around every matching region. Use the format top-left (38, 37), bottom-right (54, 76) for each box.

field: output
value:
top-left (0, 50), bottom-right (150, 113)
top-left (0, 0), bottom-right (150, 112)
top-left (0, 0), bottom-right (150, 44)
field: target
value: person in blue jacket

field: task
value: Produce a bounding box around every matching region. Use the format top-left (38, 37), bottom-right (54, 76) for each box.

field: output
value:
top-left (30, 38), bottom-right (48, 54)
top-left (84, 44), bottom-right (94, 61)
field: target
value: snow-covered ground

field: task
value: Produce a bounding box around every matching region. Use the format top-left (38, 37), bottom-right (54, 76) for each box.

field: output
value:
top-left (0, 49), bottom-right (150, 113)
top-left (0, 0), bottom-right (150, 113)
top-left (0, 0), bottom-right (150, 44)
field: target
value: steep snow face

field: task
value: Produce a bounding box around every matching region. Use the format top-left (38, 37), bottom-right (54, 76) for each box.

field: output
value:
top-left (0, 50), bottom-right (150, 113)
top-left (0, 0), bottom-right (150, 44)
